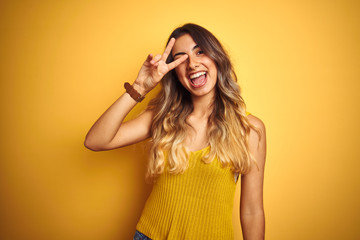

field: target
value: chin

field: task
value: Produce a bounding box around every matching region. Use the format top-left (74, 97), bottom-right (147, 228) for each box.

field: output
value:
top-left (191, 88), bottom-right (215, 98)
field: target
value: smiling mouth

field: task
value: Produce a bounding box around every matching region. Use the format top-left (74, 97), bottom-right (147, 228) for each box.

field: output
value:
top-left (189, 71), bottom-right (207, 88)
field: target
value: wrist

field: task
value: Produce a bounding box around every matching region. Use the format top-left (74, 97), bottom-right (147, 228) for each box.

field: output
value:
top-left (124, 82), bottom-right (145, 102)
top-left (132, 82), bottom-right (148, 96)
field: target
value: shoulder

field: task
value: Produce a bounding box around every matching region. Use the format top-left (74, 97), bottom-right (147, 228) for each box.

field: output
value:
top-left (247, 114), bottom-right (266, 132)
top-left (246, 114), bottom-right (266, 150)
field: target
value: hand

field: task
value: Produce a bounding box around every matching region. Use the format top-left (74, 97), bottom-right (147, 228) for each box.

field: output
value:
top-left (133, 37), bottom-right (188, 95)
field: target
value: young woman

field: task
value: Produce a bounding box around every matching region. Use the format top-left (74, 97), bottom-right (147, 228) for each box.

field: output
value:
top-left (84, 23), bottom-right (266, 240)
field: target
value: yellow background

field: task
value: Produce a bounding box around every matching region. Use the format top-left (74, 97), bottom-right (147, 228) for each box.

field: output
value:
top-left (1, 0), bottom-right (359, 239)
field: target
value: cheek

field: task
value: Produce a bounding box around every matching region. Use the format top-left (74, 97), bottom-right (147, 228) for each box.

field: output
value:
top-left (207, 62), bottom-right (217, 77)
top-left (175, 66), bottom-right (186, 79)
top-left (213, 68), bottom-right (218, 79)
top-left (204, 58), bottom-right (216, 71)
top-left (211, 63), bottom-right (218, 78)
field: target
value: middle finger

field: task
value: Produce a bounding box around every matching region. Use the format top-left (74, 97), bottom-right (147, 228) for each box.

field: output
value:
top-left (161, 37), bottom-right (175, 61)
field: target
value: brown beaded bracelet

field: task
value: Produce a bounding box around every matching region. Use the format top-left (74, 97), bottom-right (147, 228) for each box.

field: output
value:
top-left (124, 82), bottom-right (145, 102)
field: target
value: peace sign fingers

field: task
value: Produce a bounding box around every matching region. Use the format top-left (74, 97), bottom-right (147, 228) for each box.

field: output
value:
top-left (151, 37), bottom-right (188, 74)
top-left (134, 36), bottom-right (187, 94)
top-left (149, 38), bottom-right (175, 68)
top-left (161, 37), bottom-right (188, 71)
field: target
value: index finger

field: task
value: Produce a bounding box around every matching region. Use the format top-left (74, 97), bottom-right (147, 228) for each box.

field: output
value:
top-left (161, 37), bottom-right (176, 61)
top-left (167, 54), bottom-right (188, 71)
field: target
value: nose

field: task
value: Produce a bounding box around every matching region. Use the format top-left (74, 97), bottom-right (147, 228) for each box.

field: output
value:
top-left (187, 55), bottom-right (199, 70)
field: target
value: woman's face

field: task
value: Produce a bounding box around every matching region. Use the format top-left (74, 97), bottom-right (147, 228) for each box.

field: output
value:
top-left (171, 34), bottom-right (218, 99)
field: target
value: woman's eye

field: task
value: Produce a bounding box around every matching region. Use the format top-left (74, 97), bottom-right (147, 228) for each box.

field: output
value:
top-left (197, 50), bottom-right (204, 55)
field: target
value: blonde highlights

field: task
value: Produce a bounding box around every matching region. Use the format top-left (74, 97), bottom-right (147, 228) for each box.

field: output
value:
top-left (145, 23), bottom-right (262, 183)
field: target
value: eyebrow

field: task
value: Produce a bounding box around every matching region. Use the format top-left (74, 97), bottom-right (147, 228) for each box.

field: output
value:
top-left (173, 45), bottom-right (200, 58)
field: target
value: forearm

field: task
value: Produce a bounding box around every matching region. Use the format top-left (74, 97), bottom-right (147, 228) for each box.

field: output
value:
top-left (84, 39), bottom-right (188, 151)
top-left (240, 211), bottom-right (265, 240)
top-left (84, 91), bottom-right (138, 149)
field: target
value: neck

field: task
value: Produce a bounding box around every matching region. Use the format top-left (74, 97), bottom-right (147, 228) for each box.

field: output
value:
top-left (191, 93), bottom-right (215, 119)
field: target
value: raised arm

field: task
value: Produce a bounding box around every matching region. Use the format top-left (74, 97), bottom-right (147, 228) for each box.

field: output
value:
top-left (240, 114), bottom-right (267, 239)
top-left (84, 38), bottom-right (188, 151)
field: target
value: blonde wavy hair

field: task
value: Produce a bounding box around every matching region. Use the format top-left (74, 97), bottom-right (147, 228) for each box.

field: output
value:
top-left (145, 23), bottom-right (262, 183)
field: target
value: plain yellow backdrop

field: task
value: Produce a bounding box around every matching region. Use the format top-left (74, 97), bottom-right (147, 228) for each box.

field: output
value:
top-left (1, 0), bottom-right (359, 239)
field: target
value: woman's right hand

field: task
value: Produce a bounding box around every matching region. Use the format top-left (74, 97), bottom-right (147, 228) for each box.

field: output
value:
top-left (132, 37), bottom-right (188, 95)
top-left (85, 38), bottom-right (188, 151)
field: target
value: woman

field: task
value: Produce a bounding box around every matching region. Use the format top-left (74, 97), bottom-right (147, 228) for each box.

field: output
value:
top-left (84, 23), bottom-right (266, 240)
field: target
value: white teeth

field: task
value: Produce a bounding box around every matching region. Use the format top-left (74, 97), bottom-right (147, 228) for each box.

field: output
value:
top-left (189, 71), bottom-right (206, 79)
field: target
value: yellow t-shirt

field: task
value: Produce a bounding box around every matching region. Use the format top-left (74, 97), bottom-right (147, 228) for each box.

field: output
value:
top-left (135, 111), bottom-right (251, 239)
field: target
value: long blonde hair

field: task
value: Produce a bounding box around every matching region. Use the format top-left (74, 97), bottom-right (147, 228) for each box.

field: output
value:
top-left (145, 23), bottom-right (262, 183)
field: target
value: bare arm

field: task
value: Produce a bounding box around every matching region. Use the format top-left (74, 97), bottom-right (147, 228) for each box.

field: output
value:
top-left (240, 114), bottom-right (267, 240)
top-left (84, 93), bottom-right (153, 151)
top-left (84, 38), bottom-right (188, 151)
